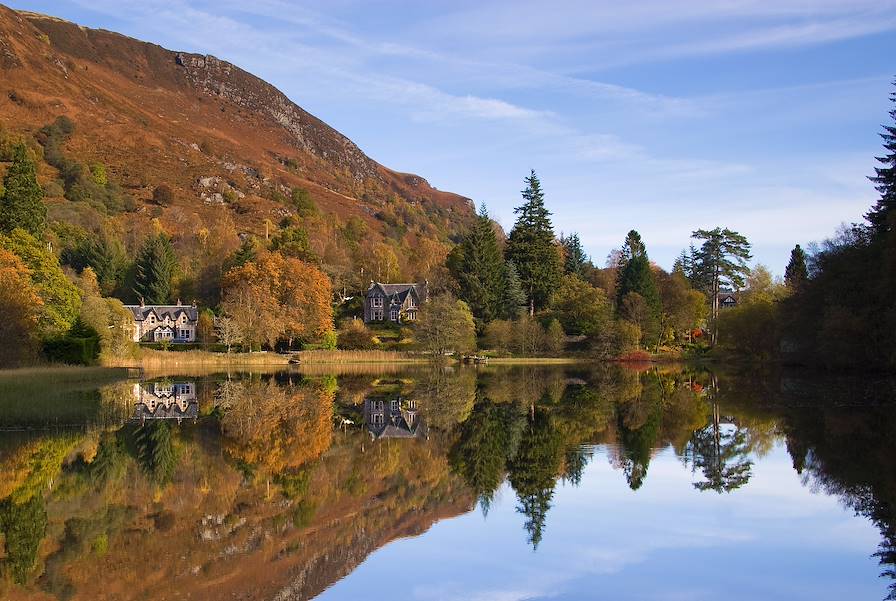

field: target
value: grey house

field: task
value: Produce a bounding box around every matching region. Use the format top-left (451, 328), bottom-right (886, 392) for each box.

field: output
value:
top-left (363, 282), bottom-right (428, 324)
top-left (125, 302), bottom-right (199, 342)
top-left (363, 397), bottom-right (427, 440)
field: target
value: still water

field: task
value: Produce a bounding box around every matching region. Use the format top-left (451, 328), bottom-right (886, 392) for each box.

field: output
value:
top-left (0, 365), bottom-right (893, 600)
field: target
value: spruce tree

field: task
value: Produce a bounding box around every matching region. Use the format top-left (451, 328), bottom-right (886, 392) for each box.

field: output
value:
top-left (499, 261), bottom-right (527, 319)
top-left (448, 205), bottom-right (506, 322)
top-left (784, 244), bottom-right (809, 292)
top-left (133, 233), bottom-right (177, 304)
top-left (560, 232), bottom-right (588, 277)
top-left (616, 230), bottom-right (661, 344)
top-left (505, 170), bottom-right (562, 315)
top-left (0, 143), bottom-right (46, 236)
top-left (867, 79), bottom-right (896, 234)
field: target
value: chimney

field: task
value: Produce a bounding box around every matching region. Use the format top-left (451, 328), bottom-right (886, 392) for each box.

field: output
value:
top-left (139, 297), bottom-right (145, 307)
top-left (192, 299), bottom-right (197, 308)
top-left (177, 298), bottom-right (182, 306)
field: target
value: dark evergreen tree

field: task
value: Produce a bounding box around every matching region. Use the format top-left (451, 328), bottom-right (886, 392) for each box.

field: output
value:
top-left (448, 205), bottom-right (507, 323)
top-left (0, 143), bottom-right (46, 236)
top-left (499, 261), bottom-right (527, 319)
top-left (784, 244), bottom-right (809, 292)
top-left (560, 232), bottom-right (588, 277)
top-left (229, 236), bottom-right (260, 270)
top-left (691, 228), bottom-right (752, 345)
top-left (868, 79), bottom-right (896, 234)
top-left (505, 171), bottom-right (562, 315)
top-left (616, 230), bottom-right (661, 344)
top-left (133, 233), bottom-right (177, 305)
top-left (0, 495), bottom-right (47, 584)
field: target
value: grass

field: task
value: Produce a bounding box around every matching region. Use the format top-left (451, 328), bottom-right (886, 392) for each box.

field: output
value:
top-left (104, 349), bottom-right (291, 368)
top-left (483, 357), bottom-right (587, 365)
top-left (295, 350), bottom-right (429, 364)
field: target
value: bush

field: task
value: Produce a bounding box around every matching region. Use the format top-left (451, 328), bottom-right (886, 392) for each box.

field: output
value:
top-left (338, 319), bottom-right (375, 350)
top-left (483, 320), bottom-right (513, 353)
top-left (152, 184), bottom-right (173, 206)
top-left (44, 334), bottom-right (100, 365)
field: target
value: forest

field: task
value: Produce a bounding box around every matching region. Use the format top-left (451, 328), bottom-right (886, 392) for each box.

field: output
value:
top-left (0, 80), bottom-right (894, 371)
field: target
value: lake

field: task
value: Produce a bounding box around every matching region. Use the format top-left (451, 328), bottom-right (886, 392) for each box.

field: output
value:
top-left (0, 364), bottom-right (893, 600)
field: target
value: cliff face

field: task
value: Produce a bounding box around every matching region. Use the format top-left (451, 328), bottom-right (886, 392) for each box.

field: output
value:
top-left (0, 4), bottom-right (473, 248)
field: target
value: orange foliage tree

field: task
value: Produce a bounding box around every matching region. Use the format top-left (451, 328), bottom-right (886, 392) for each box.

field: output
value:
top-left (221, 251), bottom-right (334, 349)
top-left (0, 249), bottom-right (42, 366)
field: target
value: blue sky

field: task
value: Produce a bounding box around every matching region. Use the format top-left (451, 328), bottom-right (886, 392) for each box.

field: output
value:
top-left (9, 0), bottom-right (896, 270)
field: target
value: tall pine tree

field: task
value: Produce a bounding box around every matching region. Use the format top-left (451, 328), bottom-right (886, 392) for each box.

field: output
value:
top-left (784, 244), bottom-right (808, 292)
top-left (868, 79), bottom-right (896, 234)
top-left (560, 232), bottom-right (588, 277)
top-left (134, 233), bottom-right (178, 304)
top-left (505, 171), bottom-right (562, 315)
top-left (691, 227), bottom-right (752, 345)
top-left (448, 205), bottom-right (507, 323)
top-left (0, 143), bottom-right (46, 237)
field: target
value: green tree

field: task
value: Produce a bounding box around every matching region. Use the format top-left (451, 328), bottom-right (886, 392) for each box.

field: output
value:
top-left (416, 294), bottom-right (476, 355)
top-left (616, 230), bottom-right (661, 346)
top-left (133, 233), bottom-right (178, 304)
top-left (0, 495), bottom-right (48, 584)
top-left (505, 171), bottom-right (562, 315)
top-left (447, 205), bottom-right (507, 323)
top-left (550, 274), bottom-right (612, 336)
top-left (784, 244), bottom-right (809, 292)
top-left (867, 79), bottom-right (896, 234)
top-left (0, 228), bottom-right (81, 337)
top-left (0, 143), bottom-right (46, 236)
top-left (560, 232), bottom-right (588, 277)
top-left (691, 227), bottom-right (752, 345)
top-left (499, 261), bottom-right (527, 319)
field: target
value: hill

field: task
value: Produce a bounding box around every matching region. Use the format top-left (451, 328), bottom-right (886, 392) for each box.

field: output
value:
top-left (0, 4), bottom-right (475, 300)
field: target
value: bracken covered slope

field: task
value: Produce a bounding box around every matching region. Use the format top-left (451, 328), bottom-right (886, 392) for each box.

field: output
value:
top-left (0, 5), bottom-right (474, 265)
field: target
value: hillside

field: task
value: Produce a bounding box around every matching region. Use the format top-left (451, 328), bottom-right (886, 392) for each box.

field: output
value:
top-left (0, 4), bottom-right (474, 297)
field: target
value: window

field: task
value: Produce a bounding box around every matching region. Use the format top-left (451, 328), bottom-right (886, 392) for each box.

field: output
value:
top-left (373, 310), bottom-right (383, 321)
top-left (372, 413), bottom-right (384, 425)
top-left (406, 311), bottom-right (416, 321)
top-left (390, 310), bottom-right (399, 321)
top-left (391, 400), bottom-right (399, 411)
top-left (371, 297), bottom-right (383, 308)
top-left (178, 329), bottom-right (190, 339)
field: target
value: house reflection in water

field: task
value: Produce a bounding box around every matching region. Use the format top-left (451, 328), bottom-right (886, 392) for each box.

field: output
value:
top-left (363, 397), bottom-right (427, 440)
top-left (131, 381), bottom-right (199, 424)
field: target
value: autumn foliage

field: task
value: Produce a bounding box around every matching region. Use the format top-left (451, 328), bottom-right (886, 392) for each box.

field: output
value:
top-left (221, 251), bottom-right (334, 348)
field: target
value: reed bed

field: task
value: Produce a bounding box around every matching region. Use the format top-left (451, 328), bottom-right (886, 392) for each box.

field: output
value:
top-left (295, 350), bottom-right (429, 364)
top-left (105, 349), bottom-right (291, 368)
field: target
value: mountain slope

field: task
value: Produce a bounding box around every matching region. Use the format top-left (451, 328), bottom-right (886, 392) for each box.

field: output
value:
top-left (0, 5), bottom-right (473, 290)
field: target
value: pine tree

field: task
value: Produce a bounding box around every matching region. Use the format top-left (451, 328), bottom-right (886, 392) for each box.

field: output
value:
top-left (784, 244), bottom-right (809, 292)
top-left (0, 143), bottom-right (46, 237)
top-left (616, 230), bottom-right (661, 345)
top-left (560, 232), bottom-right (588, 277)
top-left (448, 205), bottom-right (507, 322)
top-left (505, 170), bottom-right (562, 315)
top-left (133, 233), bottom-right (177, 304)
top-left (499, 261), bottom-right (527, 319)
top-left (691, 227), bottom-right (752, 345)
top-left (867, 79), bottom-right (896, 234)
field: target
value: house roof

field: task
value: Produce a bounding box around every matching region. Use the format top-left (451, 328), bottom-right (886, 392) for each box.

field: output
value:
top-left (367, 282), bottom-right (426, 305)
top-left (124, 304), bottom-right (199, 322)
top-left (131, 401), bottom-right (199, 421)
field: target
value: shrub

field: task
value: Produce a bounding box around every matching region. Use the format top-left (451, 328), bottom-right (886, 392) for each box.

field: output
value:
top-left (338, 319), bottom-right (375, 350)
top-left (152, 184), bottom-right (173, 206)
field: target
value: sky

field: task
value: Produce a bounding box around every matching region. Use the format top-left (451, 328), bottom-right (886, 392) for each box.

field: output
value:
top-left (8, 0), bottom-right (896, 270)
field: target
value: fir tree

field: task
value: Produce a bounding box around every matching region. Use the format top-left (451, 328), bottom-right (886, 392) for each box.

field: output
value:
top-left (505, 170), bottom-right (562, 315)
top-left (616, 230), bottom-right (661, 346)
top-left (499, 261), bottom-right (527, 319)
top-left (133, 233), bottom-right (177, 304)
top-left (784, 244), bottom-right (809, 292)
top-left (448, 204), bottom-right (507, 322)
top-left (867, 79), bottom-right (896, 234)
top-left (560, 232), bottom-right (588, 277)
top-left (691, 227), bottom-right (752, 345)
top-left (0, 143), bottom-right (46, 236)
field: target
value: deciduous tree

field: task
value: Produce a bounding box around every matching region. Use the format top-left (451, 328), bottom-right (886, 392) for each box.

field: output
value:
top-left (416, 294), bottom-right (476, 355)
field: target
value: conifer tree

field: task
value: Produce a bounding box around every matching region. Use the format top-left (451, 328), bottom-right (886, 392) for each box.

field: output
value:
top-left (560, 232), bottom-right (588, 277)
top-left (616, 230), bottom-right (661, 345)
top-left (448, 205), bottom-right (506, 322)
top-left (499, 261), bottom-right (527, 319)
top-left (867, 79), bottom-right (896, 234)
top-left (505, 170), bottom-right (562, 315)
top-left (134, 233), bottom-right (178, 304)
top-left (691, 227), bottom-right (752, 345)
top-left (0, 143), bottom-right (46, 237)
top-left (784, 244), bottom-right (809, 292)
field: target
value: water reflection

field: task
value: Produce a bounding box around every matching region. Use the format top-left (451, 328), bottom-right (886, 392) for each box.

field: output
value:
top-left (0, 366), bottom-right (892, 600)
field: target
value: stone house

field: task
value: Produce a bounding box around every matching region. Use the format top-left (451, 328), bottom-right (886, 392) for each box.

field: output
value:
top-left (363, 282), bottom-right (428, 324)
top-left (131, 381), bottom-right (198, 423)
top-left (125, 301), bottom-right (199, 343)
top-left (363, 397), bottom-right (427, 440)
